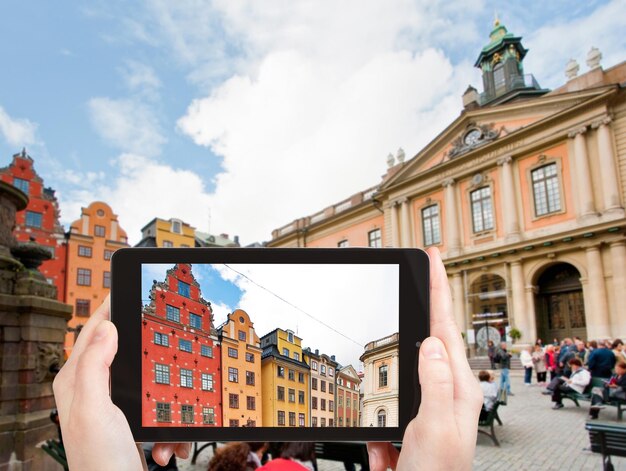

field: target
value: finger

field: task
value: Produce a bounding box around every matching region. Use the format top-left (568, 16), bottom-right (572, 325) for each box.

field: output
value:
top-left (416, 337), bottom-right (455, 425)
top-left (63, 296), bottom-right (111, 371)
top-left (366, 442), bottom-right (394, 471)
top-left (386, 443), bottom-right (400, 470)
top-left (175, 442), bottom-right (191, 459)
top-left (153, 443), bottom-right (176, 466)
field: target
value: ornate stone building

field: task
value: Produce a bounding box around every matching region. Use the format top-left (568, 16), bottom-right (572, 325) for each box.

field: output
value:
top-left (268, 23), bottom-right (626, 352)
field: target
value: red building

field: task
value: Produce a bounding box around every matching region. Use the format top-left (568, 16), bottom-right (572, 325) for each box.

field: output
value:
top-left (142, 264), bottom-right (222, 427)
top-left (0, 149), bottom-right (66, 299)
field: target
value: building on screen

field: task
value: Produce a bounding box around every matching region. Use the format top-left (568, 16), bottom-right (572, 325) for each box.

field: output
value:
top-left (218, 309), bottom-right (263, 427)
top-left (360, 333), bottom-right (399, 427)
top-left (335, 364), bottom-right (361, 427)
top-left (268, 21), bottom-right (626, 353)
top-left (141, 264), bottom-right (222, 427)
top-left (260, 328), bottom-right (310, 426)
top-left (303, 348), bottom-right (338, 427)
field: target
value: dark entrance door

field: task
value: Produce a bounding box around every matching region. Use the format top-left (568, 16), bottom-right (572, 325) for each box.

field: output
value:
top-left (536, 263), bottom-right (587, 342)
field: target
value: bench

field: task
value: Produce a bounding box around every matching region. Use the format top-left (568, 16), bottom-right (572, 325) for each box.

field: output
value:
top-left (477, 400), bottom-right (504, 446)
top-left (561, 377), bottom-right (626, 420)
top-left (586, 420), bottom-right (626, 471)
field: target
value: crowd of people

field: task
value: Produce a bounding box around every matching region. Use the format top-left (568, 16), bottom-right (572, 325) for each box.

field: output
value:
top-left (479, 337), bottom-right (626, 421)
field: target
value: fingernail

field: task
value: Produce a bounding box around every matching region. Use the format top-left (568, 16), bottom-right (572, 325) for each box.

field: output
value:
top-left (422, 339), bottom-right (444, 359)
top-left (92, 321), bottom-right (110, 342)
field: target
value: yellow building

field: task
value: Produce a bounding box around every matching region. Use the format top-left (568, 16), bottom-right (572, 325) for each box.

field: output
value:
top-left (218, 309), bottom-right (263, 427)
top-left (136, 217), bottom-right (196, 247)
top-left (260, 328), bottom-right (310, 427)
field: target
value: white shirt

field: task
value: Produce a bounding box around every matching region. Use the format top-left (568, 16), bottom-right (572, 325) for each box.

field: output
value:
top-left (520, 350), bottom-right (533, 368)
top-left (480, 381), bottom-right (499, 411)
top-left (566, 368), bottom-right (591, 394)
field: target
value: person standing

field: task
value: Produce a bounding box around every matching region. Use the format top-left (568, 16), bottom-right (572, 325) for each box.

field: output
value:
top-left (495, 342), bottom-right (513, 396)
top-left (487, 340), bottom-right (496, 369)
top-left (587, 342), bottom-right (617, 378)
top-left (545, 345), bottom-right (557, 380)
top-left (532, 345), bottom-right (547, 385)
top-left (520, 347), bottom-right (533, 386)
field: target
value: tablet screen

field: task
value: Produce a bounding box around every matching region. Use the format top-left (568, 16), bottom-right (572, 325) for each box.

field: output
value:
top-left (140, 262), bottom-right (399, 429)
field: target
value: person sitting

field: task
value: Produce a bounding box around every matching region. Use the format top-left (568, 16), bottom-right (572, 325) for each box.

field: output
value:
top-left (478, 370), bottom-right (499, 421)
top-left (551, 358), bottom-right (591, 409)
top-left (587, 341), bottom-right (617, 378)
top-left (589, 361), bottom-right (626, 419)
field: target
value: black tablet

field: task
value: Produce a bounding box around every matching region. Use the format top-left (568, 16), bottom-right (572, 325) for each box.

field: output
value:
top-left (111, 247), bottom-right (429, 442)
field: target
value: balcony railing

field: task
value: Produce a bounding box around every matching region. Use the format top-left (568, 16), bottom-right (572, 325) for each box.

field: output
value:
top-left (364, 332), bottom-right (399, 352)
top-left (479, 73), bottom-right (541, 105)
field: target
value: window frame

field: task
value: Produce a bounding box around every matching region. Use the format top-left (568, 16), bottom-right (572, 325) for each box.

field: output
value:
top-left (94, 225), bottom-right (106, 237)
top-left (469, 186), bottom-right (495, 234)
top-left (13, 177), bottom-right (29, 194)
top-left (75, 299), bottom-right (91, 317)
top-left (77, 268), bottom-right (92, 286)
top-left (420, 203), bottom-right (442, 246)
top-left (527, 158), bottom-right (566, 221)
top-left (368, 228), bottom-right (382, 248)
top-left (25, 211), bottom-right (43, 228)
top-left (103, 271), bottom-right (111, 288)
top-left (78, 245), bottom-right (93, 258)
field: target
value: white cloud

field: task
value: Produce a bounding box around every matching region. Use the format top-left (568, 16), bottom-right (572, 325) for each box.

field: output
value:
top-left (0, 106), bottom-right (38, 148)
top-left (88, 97), bottom-right (166, 157)
top-left (120, 60), bottom-right (161, 99)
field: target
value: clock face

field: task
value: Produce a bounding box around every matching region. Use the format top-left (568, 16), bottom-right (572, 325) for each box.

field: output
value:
top-left (464, 128), bottom-right (482, 146)
top-left (476, 326), bottom-right (501, 349)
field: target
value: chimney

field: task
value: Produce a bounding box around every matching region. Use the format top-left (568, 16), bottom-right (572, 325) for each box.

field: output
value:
top-left (462, 85), bottom-right (479, 110)
top-left (234, 235), bottom-right (240, 245)
top-left (315, 349), bottom-right (319, 355)
top-left (331, 355), bottom-right (336, 361)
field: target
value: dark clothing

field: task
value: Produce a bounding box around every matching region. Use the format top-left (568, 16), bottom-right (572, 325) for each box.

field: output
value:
top-left (537, 371), bottom-right (547, 383)
top-left (524, 367), bottom-right (532, 384)
top-left (494, 348), bottom-right (512, 369)
top-left (552, 383), bottom-right (577, 405)
top-left (587, 348), bottom-right (617, 378)
top-left (592, 374), bottom-right (626, 406)
top-left (488, 345), bottom-right (496, 369)
top-left (559, 346), bottom-right (577, 376)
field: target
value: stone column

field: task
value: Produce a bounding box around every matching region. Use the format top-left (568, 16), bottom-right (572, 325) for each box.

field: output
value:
top-left (497, 156), bottom-right (521, 241)
top-left (510, 262), bottom-right (529, 337)
top-left (593, 117), bottom-right (623, 213)
top-left (585, 245), bottom-right (610, 339)
top-left (442, 179), bottom-right (461, 255)
top-left (610, 241), bottom-right (626, 337)
top-left (400, 198), bottom-right (412, 248)
top-left (568, 126), bottom-right (597, 219)
top-left (525, 285), bottom-right (538, 343)
top-left (451, 273), bottom-right (466, 333)
top-left (390, 201), bottom-right (400, 248)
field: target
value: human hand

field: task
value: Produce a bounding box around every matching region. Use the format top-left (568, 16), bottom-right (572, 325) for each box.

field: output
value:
top-left (52, 296), bottom-right (191, 470)
top-left (367, 247), bottom-right (483, 471)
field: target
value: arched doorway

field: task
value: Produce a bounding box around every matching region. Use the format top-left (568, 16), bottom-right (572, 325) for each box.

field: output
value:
top-left (535, 263), bottom-right (587, 342)
top-left (470, 274), bottom-right (509, 354)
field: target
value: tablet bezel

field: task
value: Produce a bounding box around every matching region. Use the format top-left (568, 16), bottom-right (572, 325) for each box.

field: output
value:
top-left (111, 247), bottom-right (429, 442)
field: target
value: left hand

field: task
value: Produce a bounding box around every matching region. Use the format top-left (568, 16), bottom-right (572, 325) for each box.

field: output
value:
top-left (53, 296), bottom-right (191, 470)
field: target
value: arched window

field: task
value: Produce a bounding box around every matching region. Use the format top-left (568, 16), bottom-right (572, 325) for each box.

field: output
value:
top-left (377, 409), bottom-right (387, 427)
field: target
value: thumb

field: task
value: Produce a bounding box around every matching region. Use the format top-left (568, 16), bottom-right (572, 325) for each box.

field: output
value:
top-left (73, 320), bottom-right (118, 407)
top-left (415, 336), bottom-right (454, 426)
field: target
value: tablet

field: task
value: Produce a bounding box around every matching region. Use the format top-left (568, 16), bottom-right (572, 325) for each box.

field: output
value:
top-left (111, 247), bottom-right (429, 442)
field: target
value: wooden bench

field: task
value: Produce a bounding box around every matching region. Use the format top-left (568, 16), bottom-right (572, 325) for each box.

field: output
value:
top-left (561, 377), bottom-right (626, 420)
top-left (478, 400), bottom-right (504, 446)
top-left (586, 420), bottom-right (626, 471)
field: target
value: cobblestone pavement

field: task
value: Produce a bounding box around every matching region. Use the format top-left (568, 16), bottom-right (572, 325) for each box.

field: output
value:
top-left (176, 373), bottom-right (626, 470)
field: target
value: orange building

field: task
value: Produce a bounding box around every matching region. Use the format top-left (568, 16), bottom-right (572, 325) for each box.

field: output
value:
top-left (269, 26), bottom-right (626, 352)
top-left (218, 309), bottom-right (263, 427)
top-left (64, 201), bottom-right (129, 353)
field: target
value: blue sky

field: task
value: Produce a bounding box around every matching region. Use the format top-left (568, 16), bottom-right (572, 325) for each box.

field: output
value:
top-left (1, 1), bottom-right (624, 244)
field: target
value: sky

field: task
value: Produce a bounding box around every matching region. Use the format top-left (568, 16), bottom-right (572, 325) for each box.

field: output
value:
top-left (142, 263), bottom-right (400, 369)
top-left (0, 1), bottom-right (624, 245)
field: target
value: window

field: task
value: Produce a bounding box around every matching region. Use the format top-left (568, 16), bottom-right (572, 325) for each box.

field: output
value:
top-left (229, 393), bottom-right (239, 409)
top-left (201, 373), bottom-right (213, 391)
top-left (154, 332), bottom-right (169, 347)
top-left (298, 372), bottom-right (304, 383)
top-left (368, 229), bottom-right (382, 248)
top-left (94, 225), bottom-right (106, 237)
top-left (77, 268), bottom-right (91, 286)
top-left (246, 371), bottom-right (255, 386)
top-left (329, 400), bottom-right (334, 412)
top-left (299, 413), bottom-right (305, 427)
top-left (321, 418), bottom-right (326, 427)
top-left (78, 245), bottom-right (92, 257)
top-left (238, 330), bottom-right (246, 341)
top-left (277, 386), bottom-right (285, 401)
top-left (163, 240), bottom-right (173, 248)
top-left (25, 211), bottom-right (42, 228)
top-left (339, 417), bottom-right (343, 426)
top-left (532, 163), bottom-right (561, 216)
top-left (289, 412), bottom-right (296, 427)
top-left (378, 410), bottom-right (387, 427)
top-left (421, 204), bottom-right (441, 246)
top-left (247, 396), bottom-right (256, 410)
top-left (288, 331), bottom-right (294, 343)
top-left (278, 411), bottom-right (285, 426)
top-left (283, 348), bottom-right (289, 357)
top-left (494, 63), bottom-right (505, 91)
top-left (288, 389), bottom-right (295, 403)
top-left (203, 407), bottom-right (215, 425)
top-left (178, 281), bottom-right (190, 297)
top-left (179, 339), bottom-right (192, 353)
top-left (321, 380), bottom-right (326, 393)
top-left (156, 403), bottom-right (171, 423)
top-left (347, 418), bottom-right (351, 427)
top-left (346, 397), bottom-right (351, 408)
top-left (229, 419), bottom-right (239, 427)
top-left (288, 369), bottom-right (295, 381)
top-left (298, 390), bottom-right (305, 404)
top-left (180, 368), bottom-right (193, 388)
top-left (103, 271), bottom-right (111, 288)
top-left (155, 364), bottom-right (169, 384)
top-left (312, 378), bottom-right (318, 390)
top-left (181, 405), bottom-right (194, 424)
top-left (321, 365), bottom-right (326, 375)
top-left (104, 249), bottom-right (114, 260)
top-left (321, 399), bottom-right (326, 411)
top-left (172, 220), bottom-right (181, 234)
top-left (328, 368), bottom-right (334, 377)
top-left (329, 419), bottom-right (334, 427)
top-left (228, 347), bottom-right (238, 358)
top-left (247, 419), bottom-right (256, 427)
top-left (312, 417), bottom-right (318, 427)
top-left (277, 366), bottom-right (285, 378)
top-left (75, 299), bottom-right (90, 317)
top-left (311, 361), bottom-right (318, 371)
top-left (329, 383), bottom-right (334, 394)
top-left (293, 352), bottom-right (300, 361)
top-left (228, 367), bottom-right (238, 383)
top-left (189, 313), bottom-right (202, 329)
top-left (245, 352), bottom-right (255, 363)
top-left (470, 187), bottom-right (494, 233)
top-left (166, 305), bottom-right (180, 323)
top-left (13, 177), bottom-right (29, 194)
top-left (312, 397), bottom-right (318, 409)
top-left (337, 240), bottom-right (349, 247)
top-left (379, 365), bottom-right (388, 388)
top-left (201, 345), bottom-right (213, 357)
